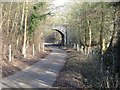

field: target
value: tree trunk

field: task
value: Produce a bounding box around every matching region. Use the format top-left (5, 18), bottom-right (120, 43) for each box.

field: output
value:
top-left (0, 3), bottom-right (1, 87)
top-left (87, 19), bottom-right (92, 55)
top-left (100, 3), bottom-right (105, 73)
top-left (84, 28), bottom-right (87, 55)
top-left (0, 3), bottom-right (2, 68)
top-left (22, 0), bottom-right (28, 58)
top-left (107, 8), bottom-right (117, 49)
top-left (85, 6), bottom-right (92, 55)
top-left (10, 5), bottom-right (19, 42)
top-left (17, 2), bottom-right (25, 47)
top-left (7, 2), bottom-right (12, 37)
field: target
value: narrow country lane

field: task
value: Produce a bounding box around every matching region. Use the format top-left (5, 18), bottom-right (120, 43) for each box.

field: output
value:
top-left (2, 47), bottom-right (67, 88)
top-left (1, 1), bottom-right (120, 89)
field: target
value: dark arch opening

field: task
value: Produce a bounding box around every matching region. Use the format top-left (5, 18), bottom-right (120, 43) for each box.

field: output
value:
top-left (53, 29), bottom-right (64, 46)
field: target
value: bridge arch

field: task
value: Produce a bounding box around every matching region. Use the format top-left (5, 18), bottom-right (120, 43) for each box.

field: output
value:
top-left (52, 29), bottom-right (65, 46)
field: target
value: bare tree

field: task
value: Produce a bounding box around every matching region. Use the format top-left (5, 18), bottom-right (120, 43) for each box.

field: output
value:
top-left (22, 0), bottom-right (28, 57)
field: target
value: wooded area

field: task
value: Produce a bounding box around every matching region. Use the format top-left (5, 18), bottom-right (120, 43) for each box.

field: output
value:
top-left (1, 0), bottom-right (120, 89)
top-left (2, 1), bottom-right (51, 60)
top-left (64, 2), bottom-right (120, 88)
top-left (1, 1), bottom-right (52, 77)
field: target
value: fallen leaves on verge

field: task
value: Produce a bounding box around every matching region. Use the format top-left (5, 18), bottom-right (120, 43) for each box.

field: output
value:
top-left (2, 48), bottom-right (52, 78)
top-left (53, 49), bottom-right (101, 88)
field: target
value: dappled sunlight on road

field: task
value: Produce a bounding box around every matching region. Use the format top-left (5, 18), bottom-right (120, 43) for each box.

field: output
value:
top-left (2, 47), bottom-right (67, 88)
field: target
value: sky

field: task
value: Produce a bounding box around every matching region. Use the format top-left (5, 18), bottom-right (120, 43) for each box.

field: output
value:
top-left (52, 0), bottom-right (70, 6)
top-left (49, 0), bottom-right (70, 15)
